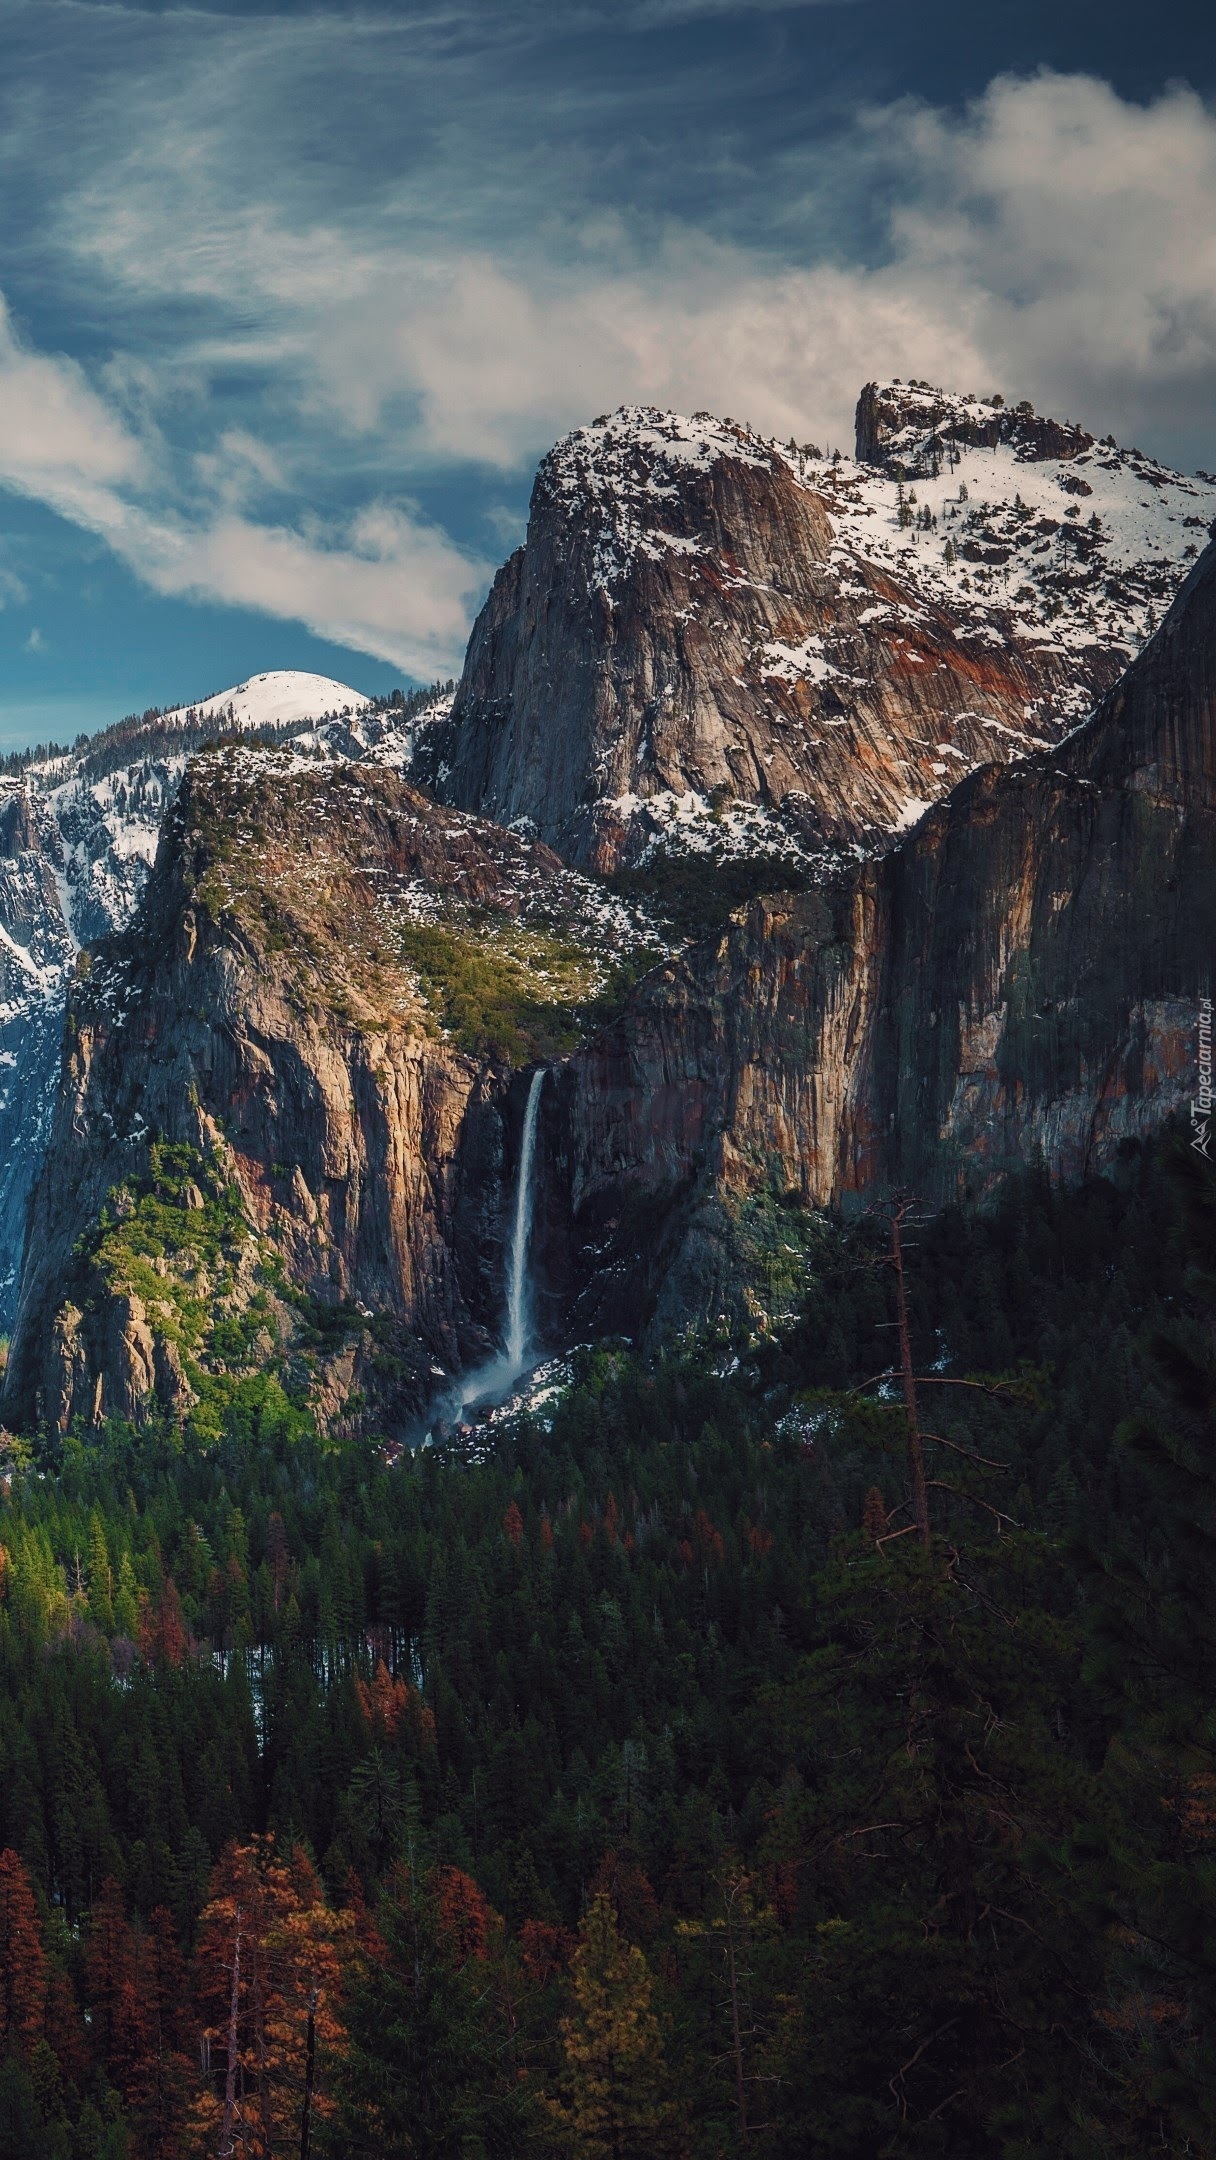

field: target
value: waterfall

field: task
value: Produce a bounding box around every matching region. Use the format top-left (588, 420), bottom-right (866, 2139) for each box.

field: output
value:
top-left (449, 1065), bottom-right (546, 1423)
top-left (505, 1064), bottom-right (545, 1372)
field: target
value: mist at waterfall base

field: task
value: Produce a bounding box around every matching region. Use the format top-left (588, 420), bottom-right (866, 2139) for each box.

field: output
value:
top-left (427, 1067), bottom-right (548, 1438)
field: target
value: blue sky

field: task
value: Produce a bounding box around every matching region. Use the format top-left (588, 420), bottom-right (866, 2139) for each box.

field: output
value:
top-left (0, 0), bottom-right (1213, 748)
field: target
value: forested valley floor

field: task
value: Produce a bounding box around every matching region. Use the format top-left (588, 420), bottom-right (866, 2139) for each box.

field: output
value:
top-left (0, 1132), bottom-right (1213, 2157)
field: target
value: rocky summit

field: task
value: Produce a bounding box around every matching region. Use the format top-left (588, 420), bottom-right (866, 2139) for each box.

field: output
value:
top-left (412, 384), bottom-right (1215, 871)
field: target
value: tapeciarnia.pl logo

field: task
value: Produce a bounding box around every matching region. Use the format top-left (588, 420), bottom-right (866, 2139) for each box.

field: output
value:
top-left (1194, 995), bottom-right (1213, 1159)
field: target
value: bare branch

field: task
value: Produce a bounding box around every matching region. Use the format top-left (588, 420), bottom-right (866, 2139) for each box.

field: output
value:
top-left (924, 1480), bottom-right (1021, 1531)
top-left (920, 1431), bottom-right (1007, 1470)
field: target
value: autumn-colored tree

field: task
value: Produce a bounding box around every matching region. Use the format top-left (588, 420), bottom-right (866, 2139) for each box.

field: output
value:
top-left (0, 1849), bottom-right (46, 2054)
top-left (192, 1837), bottom-right (350, 2159)
top-left (589, 1852), bottom-right (660, 1946)
top-left (338, 1870), bottom-right (386, 1964)
top-left (432, 1867), bottom-right (493, 1966)
top-left (84, 1878), bottom-right (147, 2105)
top-left (550, 1891), bottom-right (684, 2159)
top-left (139, 1576), bottom-right (187, 1669)
top-left (502, 1499), bottom-right (524, 1547)
top-left (518, 1918), bottom-right (574, 1991)
top-left (353, 1659), bottom-right (411, 1737)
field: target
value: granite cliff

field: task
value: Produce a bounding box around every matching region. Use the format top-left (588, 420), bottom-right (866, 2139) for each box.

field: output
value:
top-left (0, 670), bottom-right (422, 1329)
top-left (2, 391), bottom-right (1211, 1433)
top-left (541, 531), bottom-right (1216, 1340)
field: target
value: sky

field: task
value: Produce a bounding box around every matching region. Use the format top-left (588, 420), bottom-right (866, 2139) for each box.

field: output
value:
top-left (0, 0), bottom-right (1213, 748)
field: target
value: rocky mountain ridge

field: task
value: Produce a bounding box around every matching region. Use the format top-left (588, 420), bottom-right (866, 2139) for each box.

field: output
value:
top-left (6, 515), bottom-right (1212, 1434)
top-left (1, 386), bottom-right (1212, 1432)
top-left (412, 383), bottom-right (1215, 870)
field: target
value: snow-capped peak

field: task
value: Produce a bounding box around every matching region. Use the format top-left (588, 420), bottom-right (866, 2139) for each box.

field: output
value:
top-left (159, 669), bottom-right (370, 734)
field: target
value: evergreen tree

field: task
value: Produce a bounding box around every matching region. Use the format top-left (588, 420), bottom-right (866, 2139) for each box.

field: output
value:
top-left (1080, 1143), bottom-right (1216, 2150)
top-left (760, 1533), bottom-right (1103, 2156)
top-left (333, 1861), bottom-right (534, 2158)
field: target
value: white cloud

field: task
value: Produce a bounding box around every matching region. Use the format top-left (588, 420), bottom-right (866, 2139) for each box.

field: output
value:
top-left (0, 289), bottom-right (488, 673)
top-left (0, 294), bottom-right (145, 511)
top-left (54, 61), bottom-right (1216, 471)
top-left (127, 503), bottom-right (492, 677)
top-left (362, 73), bottom-right (1216, 467)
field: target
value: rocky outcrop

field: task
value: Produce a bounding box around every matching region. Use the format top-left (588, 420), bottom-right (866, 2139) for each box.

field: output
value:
top-left (855, 380), bottom-right (1095, 471)
top-left (416, 397), bottom-right (1215, 874)
top-left (543, 535), bottom-right (1216, 1337)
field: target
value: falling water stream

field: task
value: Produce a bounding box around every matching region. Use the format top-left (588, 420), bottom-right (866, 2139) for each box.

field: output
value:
top-left (449, 1065), bottom-right (547, 1422)
top-left (504, 1064), bottom-right (545, 1373)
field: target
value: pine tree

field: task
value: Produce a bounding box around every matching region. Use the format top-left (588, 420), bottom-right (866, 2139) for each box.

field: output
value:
top-left (550, 1891), bottom-right (683, 2159)
top-left (131, 1907), bottom-right (192, 2160)
top-left (334, 1862), bottom-right (534, 2158)
top-left (760, 1529), bottom-right (1103, 2155)
top-left (87, 1513), bottom-right (115, 1634)
top-left (1079, 1143), bottom-right (1216, 2149)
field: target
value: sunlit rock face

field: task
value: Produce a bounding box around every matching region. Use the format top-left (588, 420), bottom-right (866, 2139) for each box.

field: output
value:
top-left (413, 390), bottom-right (1215, 872)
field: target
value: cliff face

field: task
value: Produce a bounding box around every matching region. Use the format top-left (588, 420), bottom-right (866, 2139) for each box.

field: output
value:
top-left (414, 394), bottom-right (1215, 872)
top-left (545, 538), bottom-right (1215, 1336)
top-left (6, 411), bottom-right (1212, 1425)
top-left (1, 748), bottom-right (648, 1436)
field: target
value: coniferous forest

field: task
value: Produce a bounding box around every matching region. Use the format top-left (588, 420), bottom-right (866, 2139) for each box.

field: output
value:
top-left (0, 1131), bottom-right (1213, 2158)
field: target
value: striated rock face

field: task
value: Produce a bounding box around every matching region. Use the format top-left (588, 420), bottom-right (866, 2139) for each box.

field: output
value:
top-left (414, 393), bottom-right (1215, 872)
top-left (1, 748), bottom-right (648, 1435)
top-left (544, 536), bottom-right (1216, 1337)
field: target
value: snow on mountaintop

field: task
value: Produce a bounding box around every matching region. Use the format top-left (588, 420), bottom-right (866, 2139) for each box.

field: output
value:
top-left (538, 389), bottom-right (1216, 729)
top-left (815, 380), bottom-right (1216, 715)
top-left (539, 405), bottom-right (777, 594)
top-left (159, 669), bottom-right (370, 733)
